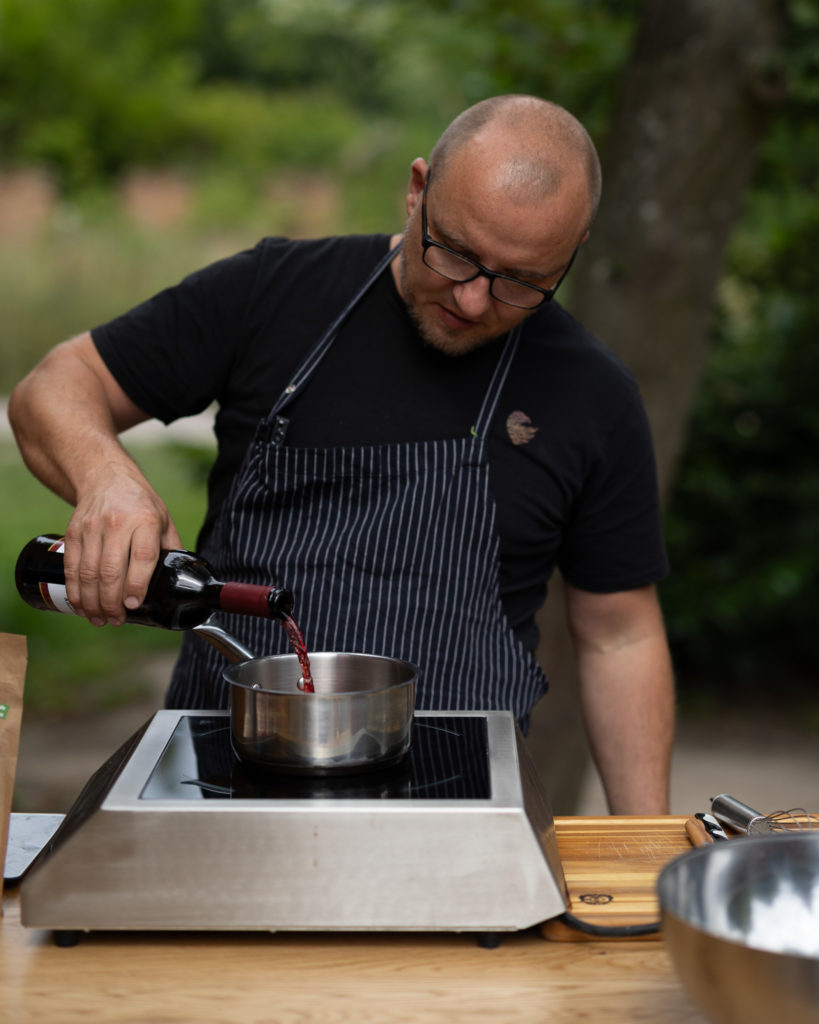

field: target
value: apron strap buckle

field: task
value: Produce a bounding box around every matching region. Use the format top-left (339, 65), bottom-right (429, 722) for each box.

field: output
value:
top-left (260, 414), bottom-right (290, 447)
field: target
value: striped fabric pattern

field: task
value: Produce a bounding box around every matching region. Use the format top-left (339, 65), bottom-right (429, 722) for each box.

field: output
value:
top-left (168, 252), bottom-right (548, 725)
top-left (170, 436), bottom-right (546, 722)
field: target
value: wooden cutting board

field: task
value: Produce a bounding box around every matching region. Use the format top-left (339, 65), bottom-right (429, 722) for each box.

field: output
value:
top-left (542, 815), bottom-right (692, 941)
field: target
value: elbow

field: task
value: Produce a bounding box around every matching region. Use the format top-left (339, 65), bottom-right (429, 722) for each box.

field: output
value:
top-left (8, 366), bottom-right (50, 463)
top-left (7, 376), bottom-right (30, 442)
top-left (7, 377), bottom-right (41, 473)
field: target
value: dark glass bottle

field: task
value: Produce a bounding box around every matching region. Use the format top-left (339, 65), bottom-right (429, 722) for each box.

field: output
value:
top-left (15, 534), bottom-right (293, 630)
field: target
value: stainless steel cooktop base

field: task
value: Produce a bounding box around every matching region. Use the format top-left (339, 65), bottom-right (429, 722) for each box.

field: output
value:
top-left (21, 710), bottom-right (567, 934)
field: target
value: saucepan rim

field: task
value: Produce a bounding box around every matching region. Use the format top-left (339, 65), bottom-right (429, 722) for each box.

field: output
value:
top-left (225, 650), bottom-right (418, 696)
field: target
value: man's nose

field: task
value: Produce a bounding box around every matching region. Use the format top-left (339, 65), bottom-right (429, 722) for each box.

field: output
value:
top-left (452, 274), bottom-right (493, 317)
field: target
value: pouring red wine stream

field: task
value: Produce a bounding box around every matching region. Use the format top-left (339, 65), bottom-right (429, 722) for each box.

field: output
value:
top-left (281, 613), bottom-right (314, 692)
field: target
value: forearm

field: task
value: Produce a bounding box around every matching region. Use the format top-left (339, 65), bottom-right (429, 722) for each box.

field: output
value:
top-left (9, 333), bottom-right (182, 623)
top-left (565, 583), bottom-right (675, 815)
top-left (9, 343), bottom-right (143, 506)
top-left (577, 635), bottom-right (674, 814)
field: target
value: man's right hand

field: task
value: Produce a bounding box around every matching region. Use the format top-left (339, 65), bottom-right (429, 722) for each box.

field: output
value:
top-left (9, 331), bottom-right (185, 626)
top-left (63, 470), bottom-right (183, 625)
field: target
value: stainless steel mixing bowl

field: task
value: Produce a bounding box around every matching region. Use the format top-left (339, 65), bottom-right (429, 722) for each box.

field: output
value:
top-left (658, 833), bottom-right (819, 1024)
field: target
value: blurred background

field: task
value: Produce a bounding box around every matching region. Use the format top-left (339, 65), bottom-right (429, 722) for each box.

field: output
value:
top-left (1, 0), bottom-right (817, 813)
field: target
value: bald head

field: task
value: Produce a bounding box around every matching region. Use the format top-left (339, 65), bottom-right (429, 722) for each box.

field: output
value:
top-left (429, 95), bottom-right (602, 230)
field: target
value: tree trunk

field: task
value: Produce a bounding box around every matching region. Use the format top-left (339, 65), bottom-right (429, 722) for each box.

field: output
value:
top-left (527, 0), bottom-right (784, 812)
top-left (569, 0), bottom-right (784, 495)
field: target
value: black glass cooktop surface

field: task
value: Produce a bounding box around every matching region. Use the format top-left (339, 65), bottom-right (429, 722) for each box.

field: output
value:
top-left (141, 715), bottom-right (490, 801)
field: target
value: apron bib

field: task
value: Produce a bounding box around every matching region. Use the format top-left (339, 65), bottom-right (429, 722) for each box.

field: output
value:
top-left (168, 244), bottom-right (548, 727)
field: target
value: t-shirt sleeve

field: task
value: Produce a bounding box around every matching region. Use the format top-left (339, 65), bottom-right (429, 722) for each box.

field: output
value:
top-left (90, 243), bottom-right (268, 424)
top-left (557, 382), bottom-right (669, 593)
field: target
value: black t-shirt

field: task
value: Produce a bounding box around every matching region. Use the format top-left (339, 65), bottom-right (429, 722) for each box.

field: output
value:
top-left (92, 234), bottom-right (668, 650)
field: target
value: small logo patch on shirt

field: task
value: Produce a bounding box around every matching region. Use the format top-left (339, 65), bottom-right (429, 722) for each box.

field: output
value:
top-left (506, 410), bottom-right (538, 445)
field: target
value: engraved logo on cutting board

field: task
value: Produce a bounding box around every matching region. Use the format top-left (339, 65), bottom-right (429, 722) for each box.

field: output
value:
top-left (578, 893), bottom-right (614, 905)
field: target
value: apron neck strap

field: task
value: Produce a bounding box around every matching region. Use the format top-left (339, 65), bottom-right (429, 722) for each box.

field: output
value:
top-left (471, 323), bottom-right (522, 439)
top-left (262, 238), bottom-right (523, 446)
top-left (269, 242), bottom-right (401, 421)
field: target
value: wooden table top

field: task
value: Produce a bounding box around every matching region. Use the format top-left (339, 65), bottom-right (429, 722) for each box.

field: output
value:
top-left (2, 816), bottom-right (707, 1023)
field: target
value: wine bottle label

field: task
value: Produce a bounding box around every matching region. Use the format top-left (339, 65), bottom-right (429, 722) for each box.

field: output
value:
top-left (36, 539), bottom-right (79, 615)
top-left (38, 582), bottom-right (79, 616)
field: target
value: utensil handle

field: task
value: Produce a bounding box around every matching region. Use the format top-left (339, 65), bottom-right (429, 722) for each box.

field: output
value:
top-left (193, 614), bottom-right (257, 663)
top-left (710, 793), bottom-right (768, 833)
top-left (685, 817), bottom-right (712, 847)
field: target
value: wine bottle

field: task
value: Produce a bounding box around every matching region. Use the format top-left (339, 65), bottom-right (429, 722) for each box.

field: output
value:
top-left (15, 534), bottom-right (294, 630)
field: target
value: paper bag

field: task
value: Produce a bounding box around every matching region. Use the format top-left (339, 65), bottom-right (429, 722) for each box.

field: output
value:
top-left (0, 632), bottom-right (28, 909)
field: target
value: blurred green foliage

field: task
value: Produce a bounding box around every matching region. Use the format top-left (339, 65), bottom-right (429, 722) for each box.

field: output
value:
top-left (0, 0), bottom-right (636, 190)
top-left (661, 18), bottom-right (819, 703)
top-left (1, 0), bottom-right (817, 712)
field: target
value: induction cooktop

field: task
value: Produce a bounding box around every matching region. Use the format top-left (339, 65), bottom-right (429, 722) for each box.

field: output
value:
top-left (142, 713), bottom-right (491, 801)
top-left (21, 710), bottom-right (567, 938)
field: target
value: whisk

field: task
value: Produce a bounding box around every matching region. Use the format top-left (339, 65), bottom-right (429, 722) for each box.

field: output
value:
top-left (711, 793), bottom-right (819, 834)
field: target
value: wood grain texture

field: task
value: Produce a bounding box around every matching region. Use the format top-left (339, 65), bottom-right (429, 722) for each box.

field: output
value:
top-left (1, 816), bottom-right (710, 1022)
top-left (0, 892), bottom-right (707, 1023)
top-left (542, 815), bottom-right (692, 941)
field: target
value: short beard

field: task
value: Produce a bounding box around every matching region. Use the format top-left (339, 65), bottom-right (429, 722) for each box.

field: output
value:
top-left (399, 250), bottom-right (505, 357)
top-left (407, 302), bottom-right (496, 357)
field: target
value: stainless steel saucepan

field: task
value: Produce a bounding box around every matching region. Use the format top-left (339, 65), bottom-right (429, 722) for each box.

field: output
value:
top-left (193, 616), bottom-right (416, 775)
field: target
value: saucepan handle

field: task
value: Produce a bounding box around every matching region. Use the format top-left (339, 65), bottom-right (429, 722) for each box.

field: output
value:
top-left (193, 614), bottom-right (257, 663)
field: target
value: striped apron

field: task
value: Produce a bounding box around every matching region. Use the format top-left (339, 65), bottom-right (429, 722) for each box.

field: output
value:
top-left (168, 245), bottom-right (548, 727)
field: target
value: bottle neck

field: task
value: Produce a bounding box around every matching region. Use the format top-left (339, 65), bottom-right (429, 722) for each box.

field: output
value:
top-left (217, 581), bottom-right (292, 619)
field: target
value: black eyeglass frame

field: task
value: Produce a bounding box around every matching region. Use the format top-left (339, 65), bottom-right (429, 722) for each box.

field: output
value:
top-left (420, 171), bottom-right (577, 310)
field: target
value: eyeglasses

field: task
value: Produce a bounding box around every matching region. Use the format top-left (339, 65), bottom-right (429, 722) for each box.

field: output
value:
top-left (420, 172), bottom-right (577, 310)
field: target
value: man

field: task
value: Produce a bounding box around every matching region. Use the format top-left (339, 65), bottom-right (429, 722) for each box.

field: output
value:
top-left (9, 95), bottom-right (674, 813)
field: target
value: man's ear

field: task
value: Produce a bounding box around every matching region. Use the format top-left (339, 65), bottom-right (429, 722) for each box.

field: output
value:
top-left (405, 157), bottom-right (429, 216)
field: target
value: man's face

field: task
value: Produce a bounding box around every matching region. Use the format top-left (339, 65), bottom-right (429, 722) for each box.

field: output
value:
top-left (394, 157), bottom-right (586, 357)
